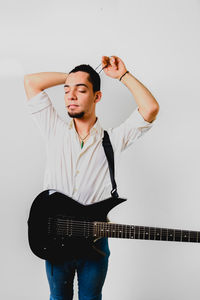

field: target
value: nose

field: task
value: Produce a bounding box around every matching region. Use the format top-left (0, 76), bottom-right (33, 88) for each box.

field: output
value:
top-left (67, 89), bottom-right (77, 100)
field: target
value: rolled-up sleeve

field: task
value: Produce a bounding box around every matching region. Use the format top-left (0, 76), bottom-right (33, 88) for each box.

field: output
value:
top-left (108, 107), bottom-right (156, 153)
top-left (26, 90), bottom-right (65, 140)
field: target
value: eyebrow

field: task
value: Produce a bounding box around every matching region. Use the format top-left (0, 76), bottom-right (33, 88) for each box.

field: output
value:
top-left (64, 84), bottom-right (89, 88)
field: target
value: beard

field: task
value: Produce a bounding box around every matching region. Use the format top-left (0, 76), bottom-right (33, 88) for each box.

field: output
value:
top-left (67, 110), bottom-right (85, 119)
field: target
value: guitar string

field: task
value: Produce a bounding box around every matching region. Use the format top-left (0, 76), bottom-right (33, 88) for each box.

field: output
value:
top-left (50, 220), bottom-right (195, 235)
top-left (48, 228), bottom-right (196, 239)
top-left (48, 230), bottom-right (196, 239)
top-left (52, 227), bottom-right (193, 237)
top-left (47, 227), bottom-right (198, 239)
top-left (49, 219), bottom-right (136, 237)
top-left (49, 219), bottom-right (196, 234)
top-left (48, 219), bottom-right (197, 239)
top-left (50, 218), bottom-right (180, 231)
top-left (50, 220), bottom-right (137, 232)
top-left (49, 230), bottom-right (196, 240)
top-left (50, 218), bottom-right (197, 232)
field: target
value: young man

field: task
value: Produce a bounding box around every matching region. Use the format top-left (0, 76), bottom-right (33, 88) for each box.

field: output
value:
top-left (24, 55), bottom-right (159, 300)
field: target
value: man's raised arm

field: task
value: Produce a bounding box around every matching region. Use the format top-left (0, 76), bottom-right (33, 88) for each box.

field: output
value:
top-left (24, 72), bottom-right (68, 100)
top-left (102, 56), bottom-right (159, 123)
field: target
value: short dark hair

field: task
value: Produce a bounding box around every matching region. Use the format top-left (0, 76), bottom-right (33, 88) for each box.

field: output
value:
top-left (69, 64), bottom-right (100, 93)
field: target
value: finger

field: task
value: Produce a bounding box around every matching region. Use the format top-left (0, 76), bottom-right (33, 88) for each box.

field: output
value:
top-left (110, 55), bottom-right (118, 61)
top-left (102, 56), bottom-right (109, 66)
top-left (102, 56), bottom-right (109, 69)
top-left (110, 56), bottom-right (117, 69)
top-left (111, 56), bottom-right (121, 65)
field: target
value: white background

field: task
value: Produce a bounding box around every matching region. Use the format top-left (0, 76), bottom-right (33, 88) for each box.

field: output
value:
top-left (0, 0), bottom-right (200, 299)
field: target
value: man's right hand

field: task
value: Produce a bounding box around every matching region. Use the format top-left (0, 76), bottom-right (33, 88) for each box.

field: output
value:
top-left (101, 56), bottom-right (127, 80)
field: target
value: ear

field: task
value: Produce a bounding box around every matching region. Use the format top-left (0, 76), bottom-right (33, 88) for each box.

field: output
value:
top-left (94, 91), bottom-right (102, 104)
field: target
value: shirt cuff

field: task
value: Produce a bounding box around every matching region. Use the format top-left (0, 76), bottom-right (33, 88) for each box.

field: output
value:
top-left (26, 90), bottom-right (51, 114)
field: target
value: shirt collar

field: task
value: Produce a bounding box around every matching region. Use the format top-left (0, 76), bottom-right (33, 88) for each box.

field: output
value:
top-left (68, 117), bottom-right (102, 137)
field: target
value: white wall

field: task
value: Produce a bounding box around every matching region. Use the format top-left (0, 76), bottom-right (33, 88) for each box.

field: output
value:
top-left (1, 0), bottom-right (200, 299)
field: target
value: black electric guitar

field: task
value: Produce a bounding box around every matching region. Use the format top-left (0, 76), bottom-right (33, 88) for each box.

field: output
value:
top-left (28, 189), bottom-right (200, 263)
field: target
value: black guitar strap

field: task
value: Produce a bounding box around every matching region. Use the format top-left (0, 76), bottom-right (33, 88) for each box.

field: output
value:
top-left (102, 130), bottom-right (119, 198)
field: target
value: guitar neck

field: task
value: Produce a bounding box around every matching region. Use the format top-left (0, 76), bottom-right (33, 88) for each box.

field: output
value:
top-left (49, 217), bottom-right (200, 243)
top-left (94, 222), bottom-right (200, 243)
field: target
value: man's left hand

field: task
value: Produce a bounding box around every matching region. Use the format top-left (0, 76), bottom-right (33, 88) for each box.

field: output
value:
top-left (101, 56), bottom-right (127, 79)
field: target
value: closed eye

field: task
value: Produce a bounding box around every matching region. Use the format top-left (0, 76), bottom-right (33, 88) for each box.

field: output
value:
top-left (64, 90), bottom-right (86, 94)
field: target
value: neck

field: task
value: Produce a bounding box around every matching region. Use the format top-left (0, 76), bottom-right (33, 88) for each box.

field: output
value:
top-left (73, 115), bottom-right (97, 136)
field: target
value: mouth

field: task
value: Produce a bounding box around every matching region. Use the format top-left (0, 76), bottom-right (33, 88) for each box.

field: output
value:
top-left (67, 105), bottom-right (79, 108)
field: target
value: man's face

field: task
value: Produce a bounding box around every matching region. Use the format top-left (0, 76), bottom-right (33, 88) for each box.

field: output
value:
top-left (64, 71), bottom-right (101, 119)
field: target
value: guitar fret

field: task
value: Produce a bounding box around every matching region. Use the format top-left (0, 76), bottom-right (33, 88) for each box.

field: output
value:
top-left (106, 223), bottom-right (109, 237)
top-left (126, 225), bottom-right (128, 238)
top-left (112, 223), bottom-right (115, 238)
top-left (175, 230), bottom-right (181, 242)
top-left (118, 224), bottom-right (120, 238)
top-left (155, 228), bottom-right (161, 240)
top-left (182, 230), bottom-right (189, 242)
top-left (142, 226), bottom-right (145, 240)
top-left (128, 226), bottom-right (132, 239)
top-left (162, 228), bottom-right (167, 241)
top-left (115, 223), bottom-right (118, 238)
top-left (139, 226), bottom-right (142, 239)
top-left (135, 226), bottom-right (139, 239)
top-left (160, 228), bottom-right (163, 240)
top-left (167, 229), bottom-right (174, 241)
top-left (120, 224), bottom-right (123, 238)
top-left (132, 226), bottom-right (134, 239)
top-left (110, 223), bottom-right (112, 238)
top-left (190, 231), bottom-right (197, 243)
top-left (144, 227), bottom-right (149, 240)
top-left (112, 224), bottom-right (114, 238)
top-left (104, 223), bottom-right (107, 237)
top-left (149, 227), bottom-right (155, 240)
top-left (129, 225), bottom-right (132, 238)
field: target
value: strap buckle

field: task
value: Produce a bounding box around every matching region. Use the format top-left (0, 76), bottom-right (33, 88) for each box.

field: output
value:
top-left (111, 188), bottom-right (119, 198)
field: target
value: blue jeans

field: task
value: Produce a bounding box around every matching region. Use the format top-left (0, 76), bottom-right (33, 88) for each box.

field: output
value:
top-left (45, 238), bottom-right (110, 300)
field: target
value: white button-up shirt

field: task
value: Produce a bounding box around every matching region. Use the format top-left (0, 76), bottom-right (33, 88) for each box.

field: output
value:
top-left (26, 90), bottom-right (155, 205)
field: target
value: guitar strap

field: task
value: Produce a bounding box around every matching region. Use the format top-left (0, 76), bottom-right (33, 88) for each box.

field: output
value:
top-left (102, 130), bottom-right (119, 198)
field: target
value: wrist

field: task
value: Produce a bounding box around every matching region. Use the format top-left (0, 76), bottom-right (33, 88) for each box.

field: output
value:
top-left (119, 70), bottom-right (129, 81)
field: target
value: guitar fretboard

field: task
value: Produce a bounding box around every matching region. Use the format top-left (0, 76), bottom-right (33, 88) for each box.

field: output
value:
top-left (48, 217), bottom-right (200, 243)
top-left (94, 222), bottom-right (200, 243)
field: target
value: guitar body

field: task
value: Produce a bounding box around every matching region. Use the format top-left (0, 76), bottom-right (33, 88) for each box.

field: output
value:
top-left (28, 190), bottom-right (127, 263)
